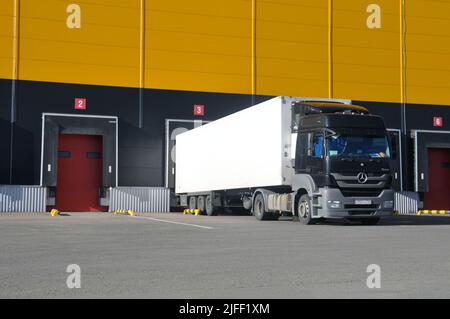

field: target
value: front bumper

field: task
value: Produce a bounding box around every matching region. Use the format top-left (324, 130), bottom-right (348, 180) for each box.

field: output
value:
top-left (314, 187), bottom-right (395, 219)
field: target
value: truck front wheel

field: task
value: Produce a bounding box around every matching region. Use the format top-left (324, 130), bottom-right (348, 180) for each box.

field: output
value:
top-left (297, 194), bottom-right (316, 225)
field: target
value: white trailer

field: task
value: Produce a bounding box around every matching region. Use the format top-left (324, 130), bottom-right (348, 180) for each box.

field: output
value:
top-left (176, 97), bottom-right (293, 194)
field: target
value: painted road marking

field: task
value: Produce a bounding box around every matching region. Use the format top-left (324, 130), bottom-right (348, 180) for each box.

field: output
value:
top-left (131, 215), bottom-right (215, 230)
top-left (417, 210), bottom-right (450, 216)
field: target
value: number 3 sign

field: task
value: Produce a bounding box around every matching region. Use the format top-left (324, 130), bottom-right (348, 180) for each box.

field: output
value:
top-left (194, 104), bottom-right (204, 116)
top-left (75, 98), bottom-right (87, 110)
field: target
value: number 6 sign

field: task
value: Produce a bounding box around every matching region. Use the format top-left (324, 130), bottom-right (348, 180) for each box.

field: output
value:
top-left (75, 98), bottom-right (87, 110)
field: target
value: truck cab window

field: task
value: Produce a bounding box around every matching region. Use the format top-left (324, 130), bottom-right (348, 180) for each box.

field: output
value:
top-left (327, 134), bottom-right (391, 158)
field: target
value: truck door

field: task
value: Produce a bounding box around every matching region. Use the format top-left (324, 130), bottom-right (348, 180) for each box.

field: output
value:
top-left (165, 119), bottom-right (208, 189)
top-left (295, 131), bottom-right (324, 176)
top-left (387, 129), bottom-right (402, 191)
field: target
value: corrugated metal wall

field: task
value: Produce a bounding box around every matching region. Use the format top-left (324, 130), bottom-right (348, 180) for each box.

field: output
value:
top-left (0, 186), bottom-right (420, 215)
top-left (0, 185), bottom-right (46, 212)
top-left (109, 187), bottom-right (170, 212)
top-left (395, 191), bottom-right (420, 215)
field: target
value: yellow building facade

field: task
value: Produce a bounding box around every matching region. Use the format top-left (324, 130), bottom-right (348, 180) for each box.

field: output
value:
top-left (1, 0), bottom-right (450, 105)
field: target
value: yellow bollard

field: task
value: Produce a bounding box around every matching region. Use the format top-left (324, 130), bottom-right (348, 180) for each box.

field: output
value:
top-left (194, 209), bottom-right (201, 216)
top-left (128, 210), bottom-right (135, 216)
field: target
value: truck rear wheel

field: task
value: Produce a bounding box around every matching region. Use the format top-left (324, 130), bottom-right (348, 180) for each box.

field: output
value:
top-left (253, 194), bottom-right (278, 221)
top-left (205, 195), bottom-right (218, 216)
top-left (197, 196), bottom-right (206, 214)
top-left (189, 196), bottom-right (197, 211)
top-left (297, 194), bottom-right (316, 225)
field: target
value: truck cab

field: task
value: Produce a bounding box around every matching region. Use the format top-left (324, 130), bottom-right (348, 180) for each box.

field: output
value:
top-left (287, 101), bottom-right (394, 224)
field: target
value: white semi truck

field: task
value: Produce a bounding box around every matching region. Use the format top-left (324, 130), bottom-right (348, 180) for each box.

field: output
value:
top-left (176, 97), bottom-right (394, 225)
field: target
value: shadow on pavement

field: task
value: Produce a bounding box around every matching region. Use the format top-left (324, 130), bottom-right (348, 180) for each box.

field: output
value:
top-left (279, 215), bottom-right (450, 226)
top-left (379, 215), bottom-right (450, 226)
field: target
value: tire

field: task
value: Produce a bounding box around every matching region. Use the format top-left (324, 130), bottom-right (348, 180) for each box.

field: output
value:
top-left (205, 195), bottom-right (218, 216)
top-left (197, 196), bottom-right (206, 214)
top-left (253, 194), bottom-right (278, 221)
top-left (360, 217), bottom-right (380, 225)
top-left (189, 196), bottom-right (197, 210)
top-left (297, 194), bottom-right (316, 225)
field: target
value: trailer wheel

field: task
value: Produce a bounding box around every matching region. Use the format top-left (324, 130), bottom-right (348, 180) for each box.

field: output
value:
top-left (205, 195), bottom-right (218, 216)
top-left (189, 196), bottom-right (197, 211)
top-left (297, 194), bottom-right (316, 225)
top-left (253, 194), bottom-right (277, 221)
top-left (197, 196), bottom-right (206, 214)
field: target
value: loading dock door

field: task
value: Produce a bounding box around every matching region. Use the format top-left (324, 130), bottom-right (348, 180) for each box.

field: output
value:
top-left (424, 148), bottom-right (450, 210)
top-left (56, 134), bottom-right (106, 212)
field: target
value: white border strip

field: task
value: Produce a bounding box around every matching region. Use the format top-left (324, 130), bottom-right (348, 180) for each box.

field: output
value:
top-left (132, 215), bottom-right (214, 229)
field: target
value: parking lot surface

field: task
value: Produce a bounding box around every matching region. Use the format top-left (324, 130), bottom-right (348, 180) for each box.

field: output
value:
top-left (1, 212), bottom-right (450, 298)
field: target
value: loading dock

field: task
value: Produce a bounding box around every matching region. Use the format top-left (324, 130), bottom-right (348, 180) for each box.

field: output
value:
top-left (164, 119), bottom-right (208, 189)
top-left (424, 148), bottom-right (450, 210)
top-left (40, 113), bottom-right (118, 211)
top-left (413, 130), bottom-right (450, 210)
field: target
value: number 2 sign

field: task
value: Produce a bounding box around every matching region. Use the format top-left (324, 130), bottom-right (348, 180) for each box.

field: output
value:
top-left (75, 98), bottom-right (87, 110)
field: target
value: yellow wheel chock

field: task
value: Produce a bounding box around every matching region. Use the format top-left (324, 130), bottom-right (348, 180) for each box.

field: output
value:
top-left (183, 208), bottom-right (202, 216)
top-left (50, 209), bottom-right (60, 217)
top-left (114, 209), bottom-right (136, 216)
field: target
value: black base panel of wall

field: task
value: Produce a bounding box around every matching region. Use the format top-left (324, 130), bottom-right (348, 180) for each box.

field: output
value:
top-left (1, 78), bottom-right (450, 189)
top-left (0, 79), bottom-right (266, 186)
top-left (0, 80), bottom-right (12, 184)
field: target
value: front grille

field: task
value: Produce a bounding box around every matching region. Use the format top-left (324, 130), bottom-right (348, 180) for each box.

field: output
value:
top-left (338, 172), bottom-right (384, 177)
top-left (348, 211), bottom-right (376, 216)
top-left (340, 180), bottom-right (382, 185)
top-left (341, 188), bottom-right (382, 197)
top-left (344, 204), bottom-right (380, 209)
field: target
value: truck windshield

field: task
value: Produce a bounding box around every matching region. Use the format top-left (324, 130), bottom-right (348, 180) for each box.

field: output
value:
top-left (326, 134), bottom-right (390, 159)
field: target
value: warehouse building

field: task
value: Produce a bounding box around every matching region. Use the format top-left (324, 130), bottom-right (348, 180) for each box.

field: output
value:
top-left (1, 0), bottom-right (450, 213)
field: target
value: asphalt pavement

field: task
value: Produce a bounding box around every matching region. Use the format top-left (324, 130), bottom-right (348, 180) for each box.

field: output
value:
top-left (1, 212), bottom-right (450, 298)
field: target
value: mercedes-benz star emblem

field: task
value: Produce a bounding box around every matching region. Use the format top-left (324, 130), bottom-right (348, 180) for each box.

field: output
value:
top-left (357, 172), bottom-right (368, 184)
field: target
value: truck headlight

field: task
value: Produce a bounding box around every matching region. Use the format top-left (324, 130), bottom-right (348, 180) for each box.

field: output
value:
top-left (384, 200), bottom-right (394, 208)
top-left (327, 200), bottom-right (342, 209)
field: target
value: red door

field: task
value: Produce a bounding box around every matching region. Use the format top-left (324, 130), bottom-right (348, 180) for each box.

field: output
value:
top-left (56, 134), bottom-right (106, 212)
top-left (424, 148), bottom-right (450, 210)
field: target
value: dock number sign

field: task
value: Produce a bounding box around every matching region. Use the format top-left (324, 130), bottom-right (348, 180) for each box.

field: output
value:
top-left (434, 117), bottom-right (443, 127)
top-left (75, 98), bottom-right (87, 110)
top-left (194, 104), bottom-right (205, 116)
